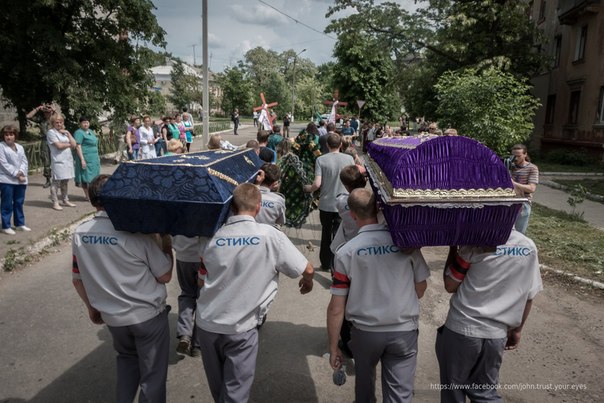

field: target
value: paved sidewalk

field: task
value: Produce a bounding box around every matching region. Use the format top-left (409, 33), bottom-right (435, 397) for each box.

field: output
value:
top-left (534, 178), bottom-right (604, 230)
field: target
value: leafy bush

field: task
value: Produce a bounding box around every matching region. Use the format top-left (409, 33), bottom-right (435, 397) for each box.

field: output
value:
top-left (435, 66), bottom-right (540, 156)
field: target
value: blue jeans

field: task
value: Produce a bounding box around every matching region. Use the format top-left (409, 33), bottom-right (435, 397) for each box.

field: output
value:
top-left (128, 148), bottom-right (139, 160)
top-left (0, 183), bottom-right (26, 229)
top-left (514, 202), bottom-right (531, 234)
top-left (155, 139), bottom-right (166, 156)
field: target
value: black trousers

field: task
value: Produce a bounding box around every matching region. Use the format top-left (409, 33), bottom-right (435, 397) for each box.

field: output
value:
top-left (319, 210), bottom-right (341, 270)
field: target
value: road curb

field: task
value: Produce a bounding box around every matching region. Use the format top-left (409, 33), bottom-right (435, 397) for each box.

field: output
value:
top-left (540, 264), bottom-right (604, 290)
top-left (540, 179), bottom-right (604, 203)
top-left (0, 213), bottom-right (93, 274)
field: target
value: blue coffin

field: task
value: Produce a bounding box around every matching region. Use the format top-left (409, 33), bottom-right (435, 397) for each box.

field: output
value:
top-left (101, 149), bottom-right (263, 237)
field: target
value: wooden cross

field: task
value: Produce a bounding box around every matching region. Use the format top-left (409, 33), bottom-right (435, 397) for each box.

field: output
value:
top-left (254, 92), bottom-right (279, 130)
top-left (324, 90), bottom-right (348, 124)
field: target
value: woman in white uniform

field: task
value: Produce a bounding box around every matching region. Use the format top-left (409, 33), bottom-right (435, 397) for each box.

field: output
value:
top-left (46, 114), bottom-right (77, 211)
top-left (139, 115), bottom-right (157, 159)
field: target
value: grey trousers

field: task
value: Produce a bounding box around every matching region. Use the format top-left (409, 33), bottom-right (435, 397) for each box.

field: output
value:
top-left (176, 260), bottom-right (200, 346)
top-left (108, 310), bottom-right (170, 403)
top-left (197, 327), bottom-right (259, 403)
top-left (349, 327), bottom-right (418, 403)
top-left (435, 325), bottom-right (506, 403)
top-left (49, 179), bottom-right (69, 203)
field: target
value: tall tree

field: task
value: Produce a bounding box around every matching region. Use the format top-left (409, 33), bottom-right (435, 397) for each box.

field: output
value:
top-left (0, 0), bottom-right (165, 133)
top-left (330, 30), bottom-right (400, 122)
top-left (326, 0), bottom-right (547, 119)
top-left (216, 65), bottom-right (253, 116)
top-left (435, 67), bottom-right (540, 156)
top-left (168, 59), bottom-right (201, 113)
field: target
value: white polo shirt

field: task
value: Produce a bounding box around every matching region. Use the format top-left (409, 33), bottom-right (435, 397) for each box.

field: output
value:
top-left (256, 186), bottom-right (286, 227)
top-left (72, 211), bottom-right (173, 327)
top-left (197, 215), bottom-right (308, 334)
top-left (331, 223), bottom-right (431, 332)
top-left (172, 235), bottom-right (206, 263)
top-left (330, 193), bottom-right (358, 253)
top-left (445, 230), bottom-right (543, 339)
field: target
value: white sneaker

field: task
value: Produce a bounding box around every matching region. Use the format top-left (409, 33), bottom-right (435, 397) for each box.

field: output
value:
top-left (16, 226), bottom-right (31, 232)
top-left (3, 228), bottom-right (16, 235)
top-left (62, 201), bottom-right (76, 207)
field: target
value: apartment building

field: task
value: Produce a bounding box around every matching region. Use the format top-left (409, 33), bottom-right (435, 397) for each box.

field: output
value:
top-left (530, 0), bottom-right (604, 160)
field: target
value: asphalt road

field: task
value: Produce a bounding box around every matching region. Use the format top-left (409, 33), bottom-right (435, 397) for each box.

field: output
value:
top-left (0, 211), bottom-right (602, 402)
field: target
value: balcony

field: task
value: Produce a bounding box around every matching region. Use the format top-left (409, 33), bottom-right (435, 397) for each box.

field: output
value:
top-left (558, 0), bottom-right (600, 24)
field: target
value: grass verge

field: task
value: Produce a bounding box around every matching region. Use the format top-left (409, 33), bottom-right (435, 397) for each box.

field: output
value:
top-left (528, 204), bottom-right (604, 281)
top-left (553, 178), bottom-right (604, 198)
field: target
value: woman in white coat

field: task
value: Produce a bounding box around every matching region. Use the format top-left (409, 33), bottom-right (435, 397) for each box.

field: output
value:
top-left (139, 115), bottom-right (158, 159)
top-left (46, 114), bottom-right (77, 211)
top-left (0, 125), bottom-right (30, 234)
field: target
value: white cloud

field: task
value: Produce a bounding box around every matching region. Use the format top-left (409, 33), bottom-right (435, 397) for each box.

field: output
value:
top-left (230, 4), bottom-right (289, 25)
top-left (208, 33), bottom-right (223, 48)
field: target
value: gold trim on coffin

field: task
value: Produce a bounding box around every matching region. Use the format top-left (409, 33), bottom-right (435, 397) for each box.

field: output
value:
top-left (392, 187), bottom-right (516, 199)
top-left (365, 158), bottom-right (524, 205)
top-left (125, 149), bottom-right (250, 168)
top-left (207, 168), bottom-right (239, 186)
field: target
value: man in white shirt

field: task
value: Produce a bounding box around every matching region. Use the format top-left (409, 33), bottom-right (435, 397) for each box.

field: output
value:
top-left (304, 133), bottom-right (354, 272)
top-left (72, 174), bottom-right (174, 403)
top-left (327, 188), bottom-right (430, 402)
top-left (436, 230), bottom-right (543, 402)
top-left (196, 183), bottom-right (314, 402)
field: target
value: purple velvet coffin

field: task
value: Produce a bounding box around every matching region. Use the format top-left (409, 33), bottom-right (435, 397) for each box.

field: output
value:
top-left (366, 135), bottom-right (525, 248)
top-left (101, 149), bottom-right (263, 237)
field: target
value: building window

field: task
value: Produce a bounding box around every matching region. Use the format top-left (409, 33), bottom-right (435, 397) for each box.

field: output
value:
top-left (538, 0), bottom-right (546, 21)
top-left (573, 25), bottom-right (587, 62)
top-left (597, 87), bottom-right (604, 123)
top-left (545, 94), bottom-right (556, 125)
top-left (568, 90), bottom-right (581, 125)
top-left (553, 35), bottom-right (561, 68)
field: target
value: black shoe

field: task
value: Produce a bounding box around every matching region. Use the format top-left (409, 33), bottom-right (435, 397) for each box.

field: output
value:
top-left (42, 181), bottom-right (51, 188)
top-left (176, 336), bottom-right (191, 355)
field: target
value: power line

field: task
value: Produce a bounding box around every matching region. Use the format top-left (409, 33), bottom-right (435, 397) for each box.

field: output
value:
top-left (256, 0), bottom-right (337, 41)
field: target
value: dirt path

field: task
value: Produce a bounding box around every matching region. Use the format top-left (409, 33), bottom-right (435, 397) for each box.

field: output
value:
top-left (0, 241), bottom-right (602, 402)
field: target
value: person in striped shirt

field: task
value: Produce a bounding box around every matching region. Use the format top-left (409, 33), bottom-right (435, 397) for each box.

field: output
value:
top-left (510, 144), bottom-right (539, 234)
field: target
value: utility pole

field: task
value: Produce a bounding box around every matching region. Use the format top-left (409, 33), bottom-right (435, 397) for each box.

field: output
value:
top-left (191, 44), bottom-right (197, 66)
top-left (202, 0), bottom-right (209, 148)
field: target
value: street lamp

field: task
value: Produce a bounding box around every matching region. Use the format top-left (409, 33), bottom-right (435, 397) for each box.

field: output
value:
top-left (291, 48), bottom-right (306, 123)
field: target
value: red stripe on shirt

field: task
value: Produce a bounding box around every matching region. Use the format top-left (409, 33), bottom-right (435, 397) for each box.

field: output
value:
top-left (72, 255), bottom-right (80, 273)
top-left (331, 271), bottom-right (350, 289)
top-left (448, 266), bottom-right (466, 281)
top-left (455, 255), bottom-right (470, 270)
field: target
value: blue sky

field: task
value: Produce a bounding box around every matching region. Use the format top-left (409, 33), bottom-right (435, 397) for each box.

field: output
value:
top-left (151, 0), bottom-right (417, 71)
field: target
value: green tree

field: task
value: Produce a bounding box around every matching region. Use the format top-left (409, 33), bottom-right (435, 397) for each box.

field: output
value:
top-left (330, 30), bottom-right (400, 122)
top-left (0, 0), bottom-right (165, 134)
top-left (146, 91), bottom-right (167, 117)
top-left (168, 59), bottom-right (201, 113)
top-left (434, 67), bottom-right (541, 156)
top-left (295, 75), bottom-right (326, 121)
top-left (216, 66), bottom-right (253, 116)
top-left (326, 0), bottom-right (547, 119)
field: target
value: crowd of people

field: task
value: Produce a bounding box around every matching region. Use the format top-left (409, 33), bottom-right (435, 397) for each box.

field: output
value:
top-left (2, 104), bottom-right (543, 403)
